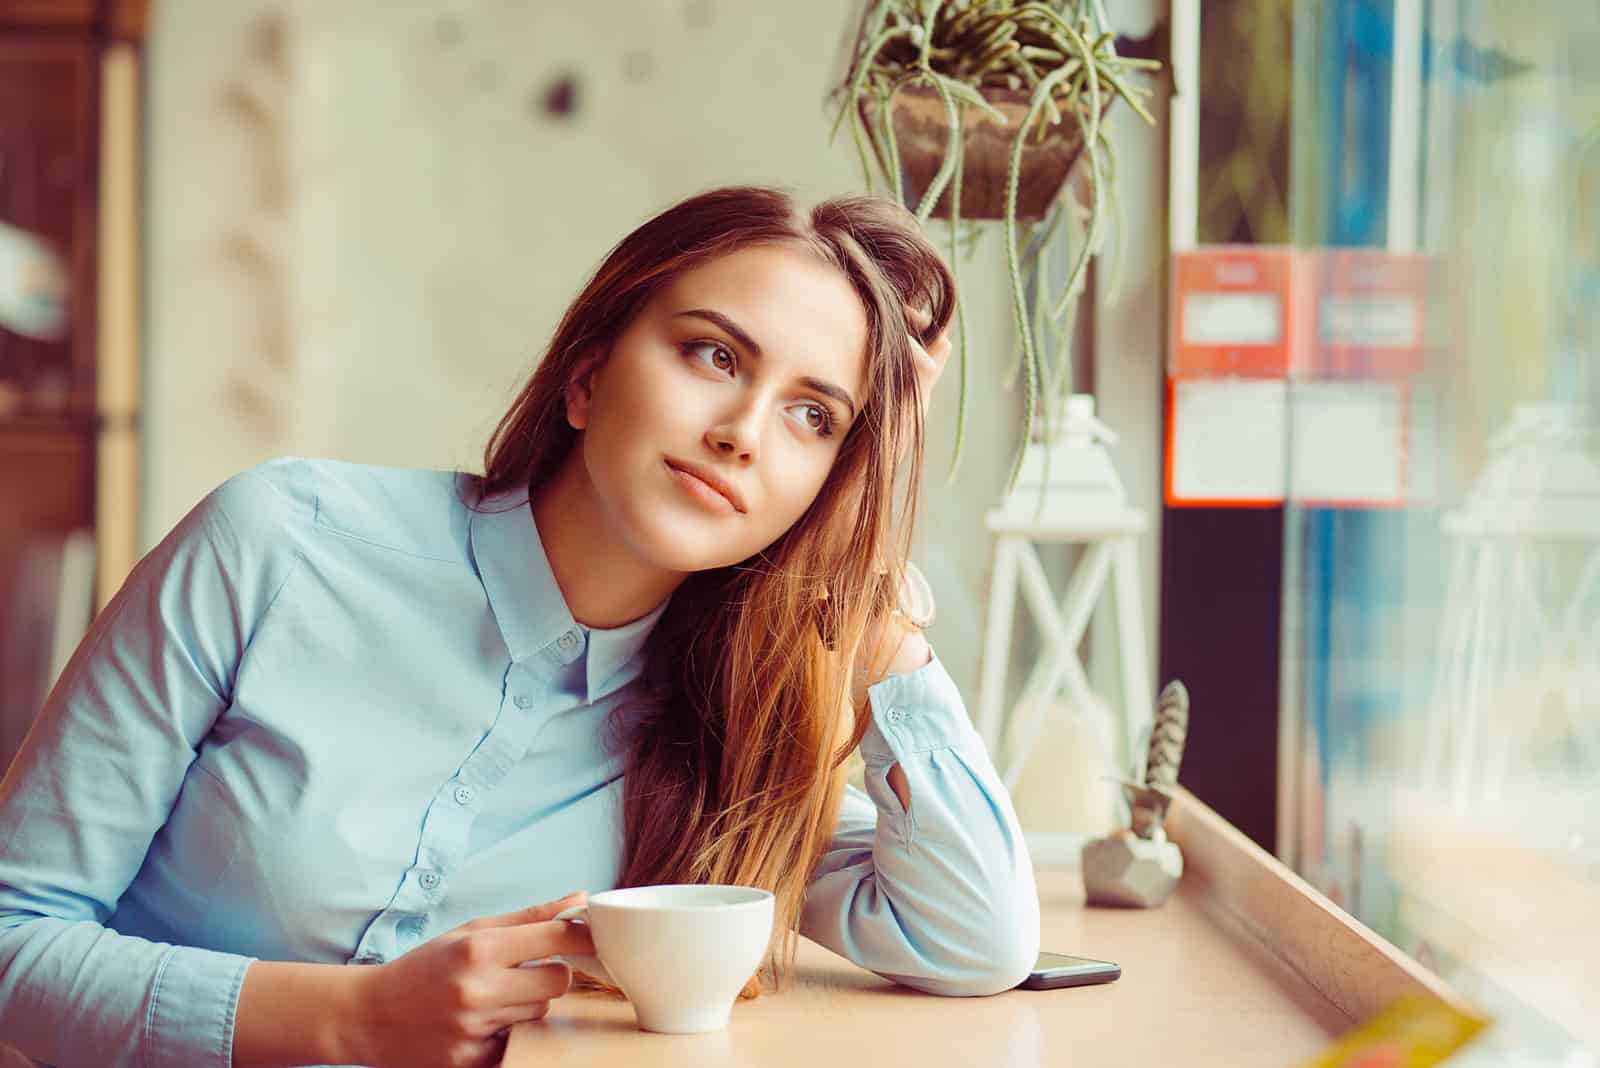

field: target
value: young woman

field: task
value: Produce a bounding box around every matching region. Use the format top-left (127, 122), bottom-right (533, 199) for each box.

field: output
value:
top-left (0, 186), bottom-right (1038, 1068)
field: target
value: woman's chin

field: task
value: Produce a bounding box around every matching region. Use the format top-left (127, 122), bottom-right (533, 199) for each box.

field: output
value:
top-left (625, 509), bottom-right (752, 575)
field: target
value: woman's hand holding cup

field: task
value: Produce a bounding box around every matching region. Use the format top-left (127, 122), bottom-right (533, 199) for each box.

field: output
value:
top-left (348, 891), bottom-right (593, 1068)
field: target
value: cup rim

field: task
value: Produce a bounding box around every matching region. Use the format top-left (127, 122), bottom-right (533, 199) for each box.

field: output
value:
top-left (588, 883), bottom-right (774, 913)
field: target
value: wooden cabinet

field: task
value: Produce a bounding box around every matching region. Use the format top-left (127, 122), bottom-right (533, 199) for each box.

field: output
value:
top-left (0, 1), bottom-right (145, 769)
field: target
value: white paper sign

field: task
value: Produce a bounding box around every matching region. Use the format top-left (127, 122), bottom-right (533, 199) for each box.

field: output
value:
top-left (1181, 291), bottom-right (1284, 346)
top-left (1289, 381), bottom-right (1407, 505)
top-left (1170, 378), bottom-right (1287, 503)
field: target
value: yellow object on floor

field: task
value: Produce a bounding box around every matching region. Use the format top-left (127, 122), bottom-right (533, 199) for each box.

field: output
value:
top-left (1294, 994), bottom-right (1490, 1067)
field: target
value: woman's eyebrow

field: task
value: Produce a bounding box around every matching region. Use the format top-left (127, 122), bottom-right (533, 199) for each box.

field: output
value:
top-left (672, 308), bottom-right (857, 419)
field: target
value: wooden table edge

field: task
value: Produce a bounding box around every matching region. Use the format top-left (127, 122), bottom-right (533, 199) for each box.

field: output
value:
top-left (1167, 786), bottom-right (1474, 1023)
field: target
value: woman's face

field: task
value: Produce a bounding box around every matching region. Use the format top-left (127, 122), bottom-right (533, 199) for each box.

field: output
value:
top-left (565, 243), bottom-right (871, 574)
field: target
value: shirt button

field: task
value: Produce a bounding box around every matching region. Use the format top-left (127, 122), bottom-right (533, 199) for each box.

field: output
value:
top-left (453, 785), bottom-right (475, 805)
top-left (514, 694), bottom-right (533, 709)
top-left (418, 871), bottom-right (441, 891)
top-left (887, 708), bottom-right (906, 724)
top-left (557, 630), bottom-right (579, 652)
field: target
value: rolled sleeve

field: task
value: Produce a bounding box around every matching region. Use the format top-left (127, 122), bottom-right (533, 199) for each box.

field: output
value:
top-left (858, 651), bottom-right (984, 764)
top-left (802, 650), bottom-right (1040, 997)
top-left (147, 944), bottom-right (254, 1068)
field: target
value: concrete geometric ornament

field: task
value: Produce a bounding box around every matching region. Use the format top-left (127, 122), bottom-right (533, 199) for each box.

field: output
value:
top-left (1082, 680), bottom-right (1191, 908)
top-left (1081, 826), bottom-right (1185, 908)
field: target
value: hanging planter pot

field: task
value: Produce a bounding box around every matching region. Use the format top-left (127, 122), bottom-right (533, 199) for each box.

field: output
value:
top-left (829, 1), bottom-right (1162, 489)
top-left (858, 85), bottom-right (1105, 221)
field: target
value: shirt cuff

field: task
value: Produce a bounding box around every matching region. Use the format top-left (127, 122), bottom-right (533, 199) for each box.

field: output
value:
top-left (860, 649), bottom-right (981, 764)
top-left (146, 943), bottom-right (255, 1068)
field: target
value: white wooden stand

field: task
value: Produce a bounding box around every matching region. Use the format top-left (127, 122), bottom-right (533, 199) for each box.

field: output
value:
top-left (972, 395), bottom-right (1154, 809)
top-left (975, 507), bottom-right (1153, 795)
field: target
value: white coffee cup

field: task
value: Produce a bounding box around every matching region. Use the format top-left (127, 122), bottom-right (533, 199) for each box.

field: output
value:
top-left (554, 884), bottom-right (774, 1034)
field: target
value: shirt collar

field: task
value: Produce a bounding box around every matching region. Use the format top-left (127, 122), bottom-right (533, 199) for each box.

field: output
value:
top-left (467, 483), bottom-right (668, 702)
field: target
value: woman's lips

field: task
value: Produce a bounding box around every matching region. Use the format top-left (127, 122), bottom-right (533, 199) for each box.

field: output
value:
top-left (665, 460), bottom-right (739, 514)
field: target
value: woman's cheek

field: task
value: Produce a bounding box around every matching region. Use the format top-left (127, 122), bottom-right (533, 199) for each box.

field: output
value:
top-left (780, 452), bottom-right (835, 519)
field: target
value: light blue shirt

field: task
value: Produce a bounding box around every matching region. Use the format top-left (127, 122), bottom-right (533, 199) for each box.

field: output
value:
top-left (0, 457), bottom-right (1039, 1068)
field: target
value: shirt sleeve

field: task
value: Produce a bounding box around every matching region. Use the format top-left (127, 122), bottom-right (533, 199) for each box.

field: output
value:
top-left (799, 648), bottom-right (1040, 996)
top-left (0, 465), bottom-right (299, 1068)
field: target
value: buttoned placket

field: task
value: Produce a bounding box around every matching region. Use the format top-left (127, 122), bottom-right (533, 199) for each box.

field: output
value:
top-left (346, 641), bottom-right (582, 965)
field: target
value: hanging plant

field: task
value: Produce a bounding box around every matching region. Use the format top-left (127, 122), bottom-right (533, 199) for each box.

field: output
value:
top-left (828, 0), bottom-right (1160, 487)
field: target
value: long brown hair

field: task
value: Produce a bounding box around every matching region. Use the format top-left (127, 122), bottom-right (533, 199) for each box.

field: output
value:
top-left (477, 186), bottom-right (954, 992)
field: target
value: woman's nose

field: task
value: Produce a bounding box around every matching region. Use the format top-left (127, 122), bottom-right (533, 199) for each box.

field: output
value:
top-left (706, 404), bottom-right (762, 461)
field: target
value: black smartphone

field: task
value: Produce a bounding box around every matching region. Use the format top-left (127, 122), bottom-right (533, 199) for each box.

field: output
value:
top-left (1017, 950), bottom-right (1121, 990)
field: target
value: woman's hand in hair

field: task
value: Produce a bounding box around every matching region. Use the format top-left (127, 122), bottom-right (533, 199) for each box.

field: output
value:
top-left (347, 892), bottom-right (594, 1068)
top-left (905, 301), bottom-right (953, 420)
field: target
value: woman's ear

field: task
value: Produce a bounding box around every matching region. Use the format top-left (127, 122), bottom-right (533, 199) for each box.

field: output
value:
top-left (563, 352), bottom-right (602, 430)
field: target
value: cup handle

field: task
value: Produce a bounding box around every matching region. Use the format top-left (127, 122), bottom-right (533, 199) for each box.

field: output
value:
top-left (551, 904), bottom-right (612, 985)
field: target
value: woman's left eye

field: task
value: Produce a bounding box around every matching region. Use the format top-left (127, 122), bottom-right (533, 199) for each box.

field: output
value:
top-left (787, 402), bottom-right (835, 437)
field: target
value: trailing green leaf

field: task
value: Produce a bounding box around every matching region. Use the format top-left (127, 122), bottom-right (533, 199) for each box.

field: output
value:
top-left (1003, 61), bottom-right (1076, 491)
top-left (944, 107), bottom-right (970, 484)
top-left (914, 73), bottom-right (964, 223)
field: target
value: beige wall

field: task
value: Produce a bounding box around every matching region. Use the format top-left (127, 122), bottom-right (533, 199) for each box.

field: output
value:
top-left (145, 0), bottom-right (895, 535)
top-left (143, 0), bottom-right (1169, 818)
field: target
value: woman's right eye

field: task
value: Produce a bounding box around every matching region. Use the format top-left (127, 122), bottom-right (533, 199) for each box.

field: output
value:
top-left (682, 340), bottom-right (735, 374)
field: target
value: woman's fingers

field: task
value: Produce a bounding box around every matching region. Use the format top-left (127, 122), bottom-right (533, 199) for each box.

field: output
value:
top-left (905, 302), bottom-right (951, 359)
top-left (481, 999), bottom-right (553, 1037)
top-left (468, 891), bottom-right (588, 930)
top-left (906, 333), bottom-right (949, 418)
top-left (497, 1000), bottom-right (552, 1026)
top-left (903, 302), bottom-right (953, 405)
top-left (476, 915), bottom-right (595, 968)
top-left (481, 966), bottom-right (567, 1030)
top-left (495, 961), bottom-right (573, 1006)
top-left (892, 304), bottom-right (951, 463)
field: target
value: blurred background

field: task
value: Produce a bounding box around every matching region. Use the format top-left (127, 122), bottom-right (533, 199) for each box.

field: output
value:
top-left (0, 0), bottom-right (1594, 1061)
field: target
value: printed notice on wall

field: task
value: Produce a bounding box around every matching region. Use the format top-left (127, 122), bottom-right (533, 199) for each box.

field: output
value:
top-left (1168, 378), bottom-right (1287, 505)
top-left (1289, 381), bottom-right (1407, 505)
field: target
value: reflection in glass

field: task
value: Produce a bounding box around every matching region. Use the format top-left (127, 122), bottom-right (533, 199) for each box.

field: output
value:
top-left (1283, 2), bottom-right (1599, 1060)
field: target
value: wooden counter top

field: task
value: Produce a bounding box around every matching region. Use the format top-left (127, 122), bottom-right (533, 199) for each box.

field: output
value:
top-left (506, 790), bottom-right (1462, 1067)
